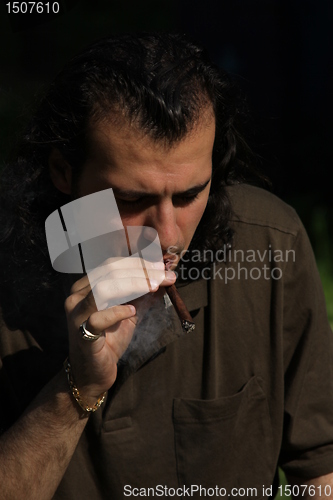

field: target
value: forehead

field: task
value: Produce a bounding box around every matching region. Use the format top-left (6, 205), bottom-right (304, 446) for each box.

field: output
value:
top-left (85, 109), bottom-right (216, 174)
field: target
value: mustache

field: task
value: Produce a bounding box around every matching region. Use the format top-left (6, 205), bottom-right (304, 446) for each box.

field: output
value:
top-left (163, 245), bottom-right (185, 264)
top-left (163, 247), bottom-right (184, 271)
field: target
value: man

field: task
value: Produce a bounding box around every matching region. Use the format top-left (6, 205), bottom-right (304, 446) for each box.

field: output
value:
top-left (0, 33), bottom-right (333, 499)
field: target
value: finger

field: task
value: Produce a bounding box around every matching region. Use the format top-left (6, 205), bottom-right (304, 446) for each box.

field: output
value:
top-left (94, 256), bottom-right (165, 271)
top-left (89, 268), bottom-right (175, 285)
top-left (70, 259), bottom-right (165, 294)
top-left (69, 269), bottom-right (176, 318)
top-left (78, 305), bottom-right (137, 358)
top-left (87, 258), bottom-right (165, 285)
top-left (70, 274), bottom-right (90, 294)
top-left (159, 270), bottom-right (177, 286)
top-left (84, 304), bottom-right (136, 335)
top-left (92, 276), bottom-right (158, 306)
top-left (76, 276), bottom-right (154, 314)
top-left (95, 270), bottom-right (176, 306)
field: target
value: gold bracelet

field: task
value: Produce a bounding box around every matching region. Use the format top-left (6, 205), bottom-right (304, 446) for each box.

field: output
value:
top-left (63, 357), bottom-right (107, 413)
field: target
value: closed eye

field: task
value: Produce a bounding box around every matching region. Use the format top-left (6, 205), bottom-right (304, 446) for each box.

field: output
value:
top-left (173, 193), bottom-right (200, 206)
top-left (114, 178), bottom-right (210, 210)
top-left (116, 192), bottom-right (200, 210)
top-left (115, 197), bottom-right (147, 208)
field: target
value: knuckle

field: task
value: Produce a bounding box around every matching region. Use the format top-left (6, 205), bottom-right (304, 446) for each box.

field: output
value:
top-left (93, 281), bottom-right (107, 297)
top-left (69, 283), bottom-right (78, 295)
top-left (103, 257), bottom-right (118, 266)
top-left (94, 279), bottom-right (119, 298)
top-left (69, 275), bottom-right (88, 294)
top-left (86, 313), bottom-right (100, 332)
top-left (64, 294), bottom-right (77, 314)
top-left (104, 269), bottom-right (121, 280)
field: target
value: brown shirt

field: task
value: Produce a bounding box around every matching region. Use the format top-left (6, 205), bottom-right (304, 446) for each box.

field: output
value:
top-left (1, 184), bottom-right (333, 499)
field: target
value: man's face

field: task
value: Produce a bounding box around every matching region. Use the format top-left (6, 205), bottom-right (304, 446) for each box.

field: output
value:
top-left (74, 111), bottom-right (215, 269)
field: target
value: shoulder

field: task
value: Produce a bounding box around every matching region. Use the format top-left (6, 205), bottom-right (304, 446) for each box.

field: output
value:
top-left (226, 183), bottom-right (301, 237)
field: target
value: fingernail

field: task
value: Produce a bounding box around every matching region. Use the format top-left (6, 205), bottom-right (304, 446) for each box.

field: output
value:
top-left (150, 280), bottom-right (159, 290)
top-left (128, 305), bottom-right (136, 314)
top-left (166, 271), bottom-right (176, 281)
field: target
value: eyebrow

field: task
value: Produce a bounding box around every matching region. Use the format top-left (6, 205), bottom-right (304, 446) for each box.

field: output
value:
top-left (113, 178), bottom-right (211, 199)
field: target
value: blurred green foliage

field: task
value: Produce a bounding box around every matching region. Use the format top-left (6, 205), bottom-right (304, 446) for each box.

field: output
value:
top-left (311, 208), bottom-right (333, 328)
top-left (287, 195), bottom-right (333, 329)
top-left (274, 468), bottom-right (287, 499)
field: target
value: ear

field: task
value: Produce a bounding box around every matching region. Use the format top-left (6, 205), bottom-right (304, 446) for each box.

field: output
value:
top-left (49, 148), bottom-right (72, 195)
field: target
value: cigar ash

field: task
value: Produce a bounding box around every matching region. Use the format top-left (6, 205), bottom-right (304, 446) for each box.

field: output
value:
top-left (165, 284), bottom-right (195, 333)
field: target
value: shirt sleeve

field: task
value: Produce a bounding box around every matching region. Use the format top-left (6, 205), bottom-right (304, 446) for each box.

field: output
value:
top-left (0, 316), bottom-right (64, 435)
top-left (279, 219), bottom-right (333, 478)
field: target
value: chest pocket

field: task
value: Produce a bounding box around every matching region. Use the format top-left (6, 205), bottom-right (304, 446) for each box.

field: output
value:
top-left (173, 376), bottom-right (274, 494)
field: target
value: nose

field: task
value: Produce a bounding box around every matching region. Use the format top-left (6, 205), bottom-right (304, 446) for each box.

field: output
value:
top-left (143, 200), bottom-right (180, 251)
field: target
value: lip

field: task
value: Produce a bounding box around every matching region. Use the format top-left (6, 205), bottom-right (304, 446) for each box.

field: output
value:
top-left (163, 253), bottom-right (179, 262)
top-left (163, 255), bottom-right (179, 271)
top-left (163, 256), bottom-right (178, 265)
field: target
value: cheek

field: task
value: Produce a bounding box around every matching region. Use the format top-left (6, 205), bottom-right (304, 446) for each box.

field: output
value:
top-left (178, 200), bottom-right (209, 237)
top-left (193, 193), bottom-right (210, 221)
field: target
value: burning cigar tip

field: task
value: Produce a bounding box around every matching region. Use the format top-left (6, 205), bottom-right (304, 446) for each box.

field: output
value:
top-left (181, 319), bottom-right (196, 333)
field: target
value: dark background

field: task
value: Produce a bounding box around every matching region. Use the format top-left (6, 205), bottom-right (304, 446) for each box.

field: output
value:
top-left (0, 0), bottom-right (332, 317)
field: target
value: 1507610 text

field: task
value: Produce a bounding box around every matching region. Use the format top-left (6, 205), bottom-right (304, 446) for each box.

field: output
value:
top-left (5, 2), bottom-right (60, 14)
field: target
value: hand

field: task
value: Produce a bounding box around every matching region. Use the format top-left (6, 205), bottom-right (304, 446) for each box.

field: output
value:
top-left (64, 258), bottom-right (176, 404)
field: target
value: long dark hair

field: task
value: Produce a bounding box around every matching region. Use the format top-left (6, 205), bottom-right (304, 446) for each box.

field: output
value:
top-left (0, 33), bottom-right (267, 329)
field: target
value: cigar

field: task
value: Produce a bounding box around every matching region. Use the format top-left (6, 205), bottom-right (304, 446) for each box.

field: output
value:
top-left (165, 284), bottom-right (195, 333)
top-left (123, 227), bottom-right (195, 333)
